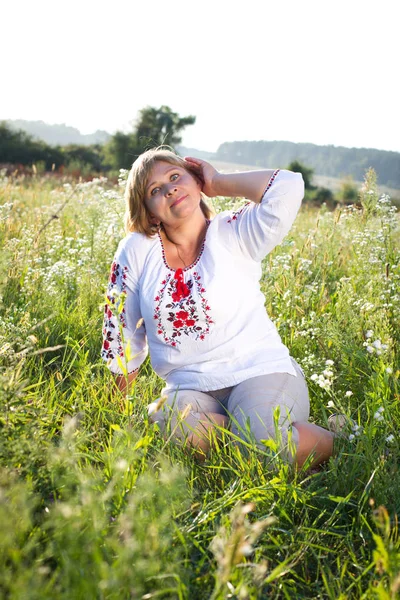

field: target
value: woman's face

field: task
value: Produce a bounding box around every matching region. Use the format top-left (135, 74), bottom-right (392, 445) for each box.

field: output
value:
top-left (144, 161), bottom-right (202, 227)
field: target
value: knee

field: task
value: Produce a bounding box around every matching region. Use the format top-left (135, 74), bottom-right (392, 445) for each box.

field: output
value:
top-left (231, 416), bottom-right (299, 462)
top-left (148, 392), bottom-right (197, 432)
top-left (149, 397), bottom-right (227, 445)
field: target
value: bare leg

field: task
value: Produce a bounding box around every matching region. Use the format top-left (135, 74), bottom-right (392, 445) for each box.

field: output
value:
top-left (174, 412), bottom-right (228, 460)
top-left (292, 422), bottom-right (334, 468)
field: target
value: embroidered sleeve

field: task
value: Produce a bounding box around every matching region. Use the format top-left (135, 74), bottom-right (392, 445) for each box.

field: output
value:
top-left (225, 169), bottom-right (304, 262)
top-left (101, 246), bottom-right (148, 375)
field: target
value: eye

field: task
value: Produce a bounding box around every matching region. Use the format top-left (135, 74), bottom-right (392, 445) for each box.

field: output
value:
top-left (150, 186), bottom-right (160, 196)
top-left (170, 173), bottom-right (179, 181)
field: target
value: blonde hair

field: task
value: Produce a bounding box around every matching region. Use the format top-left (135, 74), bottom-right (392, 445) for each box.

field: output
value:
top-left (124, 146), bottom-right (214, 237)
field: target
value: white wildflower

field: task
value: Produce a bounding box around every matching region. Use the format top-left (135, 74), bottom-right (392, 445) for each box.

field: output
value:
top-left (310, 374), bottom-right (318, 381)
top-left (327, 400), bottom-right (335, 408)
top-left (323, 369), bottom-right (334, 378)
top-left (325, 359), bottom-right (334, 366)
top-left (386, 367), bottom-right (393, 374)
top-left (345, 391), bottom-right (353, 397)
top-left (386, 434), bottom-right (394, 443)
top-left (366, 346), bottom-right (374, 354)
top-left (106, 223), bottom-right (115, 236)
top-left (365, 330), bottom-right (373, 339)
top-left (116, 459), bottom-right (128, 471)
top-left (372, 340), bottom-right (382, 350)
top-left (349, 434), bottom-right (355, 441)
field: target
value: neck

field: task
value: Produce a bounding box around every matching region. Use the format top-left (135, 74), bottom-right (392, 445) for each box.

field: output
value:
top-left (162, 213), bottom-right (208, 249)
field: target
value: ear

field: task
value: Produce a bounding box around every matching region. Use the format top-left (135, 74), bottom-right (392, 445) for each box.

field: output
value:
top-left (148, 213), bottom-right (161, 226)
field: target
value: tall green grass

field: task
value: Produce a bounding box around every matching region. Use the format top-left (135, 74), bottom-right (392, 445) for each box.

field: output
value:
top-left (0, 168), bottom-right (399, 599)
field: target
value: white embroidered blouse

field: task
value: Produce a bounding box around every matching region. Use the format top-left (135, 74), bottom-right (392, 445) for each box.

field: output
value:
top-left (101, 169), bottom-right (304, 393)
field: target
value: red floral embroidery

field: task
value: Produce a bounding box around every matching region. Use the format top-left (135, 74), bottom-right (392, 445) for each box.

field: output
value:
top-left (154, 270), bottom-right (213, 346)
top-left (101, 261), bottom-right (129, 362)
top-left (176, 310), bottom-right (189, 319)
top-left (227, 202), bottom-right (250, 223)
top-left (172, 268), bottom-right (190, 301)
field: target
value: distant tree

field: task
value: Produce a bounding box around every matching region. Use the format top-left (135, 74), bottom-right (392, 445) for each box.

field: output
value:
top-left (287, 160), bottom-right (315, 190)
top-left (312, 187), bottom-right (334, 206)
top-left (339, 177), bottom-right (359, 204)
top-left (62, 143), bottom-right (107, 172)
top-left (103, 131), bottom-right (140, 170)
top-left (0, 121), bottom-right (63, 169)
top-left (135, 105), bottom-right (195, 149)
top-left (105, 106), bottom-right (196, 170)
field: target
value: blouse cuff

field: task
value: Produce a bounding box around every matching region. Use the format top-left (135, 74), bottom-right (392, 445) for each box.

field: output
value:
top-left (259, 169), bottom-right (280, 202)
top-left (105, 348), bottom-right (147, 376)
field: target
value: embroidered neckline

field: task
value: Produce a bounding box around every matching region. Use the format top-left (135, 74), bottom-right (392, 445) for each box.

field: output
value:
top-left (157, 219), bottom-right (211, 272)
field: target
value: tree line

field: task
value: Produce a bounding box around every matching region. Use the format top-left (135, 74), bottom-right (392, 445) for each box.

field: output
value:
top-left (0, 106), bottom-right (195, 176)
top-left (1, 106), bottom-right (399, 191)
top-left (216, 140), bottom-right (400, 189)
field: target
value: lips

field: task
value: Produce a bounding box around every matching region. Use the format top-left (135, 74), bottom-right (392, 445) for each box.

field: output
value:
top-left (170, 194), bottom-right (188, 208)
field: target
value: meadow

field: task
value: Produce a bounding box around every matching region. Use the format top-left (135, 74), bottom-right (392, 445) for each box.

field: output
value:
top-left (0, 167), bottom-right (399, 599)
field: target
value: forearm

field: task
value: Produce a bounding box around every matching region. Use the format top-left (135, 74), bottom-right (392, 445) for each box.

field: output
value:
top-left (213, 169), bottom-right (276, 203)
top-left (113, 369), bottom-right (139, 396)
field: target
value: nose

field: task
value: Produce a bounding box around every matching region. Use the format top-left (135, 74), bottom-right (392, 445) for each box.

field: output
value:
top-left (166, 184), bottom-right (177, 196)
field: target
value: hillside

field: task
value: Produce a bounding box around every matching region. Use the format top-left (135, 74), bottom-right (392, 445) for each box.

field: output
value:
top-left (210, 159), bottom-right (400, 201)
top-left (216, 140), bottom-right (400, 190)
top-left (3, 122), bottom-right (398, 195)
top-left (6, 119), bottom-right (111, 146)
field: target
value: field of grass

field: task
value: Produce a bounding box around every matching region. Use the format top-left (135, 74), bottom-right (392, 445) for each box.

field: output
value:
top-left (0, 168), bottom-right (399, 599)
top-left (211, 160), bottom-right (400, 204)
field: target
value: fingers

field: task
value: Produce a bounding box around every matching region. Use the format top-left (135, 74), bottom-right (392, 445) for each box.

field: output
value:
top-left (184, 156), bottom-right (202, 164)
top-left (184, 156), bottom-right (207, 171)
top-left (184, 157), bottom-right (205, 185)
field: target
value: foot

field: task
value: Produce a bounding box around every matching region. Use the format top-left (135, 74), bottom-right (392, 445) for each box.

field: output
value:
top-left (327, 413), bottom-right (355, 438)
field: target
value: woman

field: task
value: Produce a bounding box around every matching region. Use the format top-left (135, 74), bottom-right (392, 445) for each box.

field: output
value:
top-left (102, 147), bottom-right (334, 466)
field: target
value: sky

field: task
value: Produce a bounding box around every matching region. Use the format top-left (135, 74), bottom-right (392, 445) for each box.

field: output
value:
top-left (2, 0), bottom-right (399, 153)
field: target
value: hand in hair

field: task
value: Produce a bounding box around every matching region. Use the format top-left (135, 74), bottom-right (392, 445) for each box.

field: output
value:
top-left (184, 157), bottom-right (221, 198)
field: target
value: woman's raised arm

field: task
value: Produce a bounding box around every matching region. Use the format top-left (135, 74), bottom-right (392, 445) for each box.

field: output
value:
top-left (184, 156), bottom-right (276, 203)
